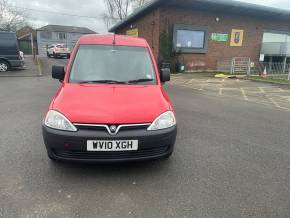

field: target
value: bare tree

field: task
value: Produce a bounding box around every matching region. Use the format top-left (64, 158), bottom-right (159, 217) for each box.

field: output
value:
top-left (131, 0), bottom-right (150, 9)
top-left (102, 0), bottom-right (151, 29)
top-left (0, 0), bottom-right (27, 32)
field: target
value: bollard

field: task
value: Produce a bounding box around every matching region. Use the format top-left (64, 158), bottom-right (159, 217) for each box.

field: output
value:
top-left (288, 68), bottom-right (290, 81)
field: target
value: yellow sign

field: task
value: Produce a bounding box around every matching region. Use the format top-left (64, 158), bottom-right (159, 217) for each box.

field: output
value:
top-left (126, 28), bottom-right (139, 37)
top-left (230, 29), bottom-right (244, 47)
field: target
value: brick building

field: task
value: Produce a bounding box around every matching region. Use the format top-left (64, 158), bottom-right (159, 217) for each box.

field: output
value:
top-left (109, 0), bottom-right (290, 72)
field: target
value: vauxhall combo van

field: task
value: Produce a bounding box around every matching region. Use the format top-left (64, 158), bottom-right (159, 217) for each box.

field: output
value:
top-left (42, 34), bottom-right (177, 162)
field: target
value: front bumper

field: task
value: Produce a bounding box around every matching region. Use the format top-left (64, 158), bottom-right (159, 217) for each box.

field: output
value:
top-left (54, 52), bottom-right (70, 56)
top-left (9, 60), bottom-right (24, 68)
top-left (42, 125), bottom-right (177, 163)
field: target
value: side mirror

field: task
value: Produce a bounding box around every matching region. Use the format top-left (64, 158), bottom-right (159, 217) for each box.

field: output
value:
top-left (160, 68), bottom-right (171, 83)
top-left (52, 66), bottom-right (65, 81)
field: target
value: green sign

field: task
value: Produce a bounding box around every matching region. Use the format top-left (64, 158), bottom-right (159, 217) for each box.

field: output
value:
top-left (211, 33), bottom-right (228, 42)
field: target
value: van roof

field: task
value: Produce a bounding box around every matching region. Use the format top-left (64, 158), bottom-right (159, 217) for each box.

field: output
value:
top-left (78, 34), bottom-right (149, 47)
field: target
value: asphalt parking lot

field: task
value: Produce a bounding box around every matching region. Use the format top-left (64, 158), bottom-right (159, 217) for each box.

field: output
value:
top-left (171, 74), bottom-right (290, 112)
top-left (0, 56), bottom-right (41, 77)
top-left (1, 58), bottom-right (290, 217)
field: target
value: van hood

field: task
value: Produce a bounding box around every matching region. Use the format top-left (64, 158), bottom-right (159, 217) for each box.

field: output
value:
top-left (52, 84), bottom-right (171, 124)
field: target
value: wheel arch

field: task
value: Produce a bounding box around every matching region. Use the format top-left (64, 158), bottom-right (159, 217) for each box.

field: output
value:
top-left (0, 58), bottom-right (10, 67)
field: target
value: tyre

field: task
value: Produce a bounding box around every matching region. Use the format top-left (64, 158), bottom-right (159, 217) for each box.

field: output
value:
top-left (67, 54), bottom-right (70, 59)
top-left (0, 60), bottom-right (9, 72)
top-left (47, 52), bottom-right (52, 58)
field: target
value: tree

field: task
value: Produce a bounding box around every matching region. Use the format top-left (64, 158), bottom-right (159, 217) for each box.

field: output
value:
top-left (102, 0), bottom-right (151, 29)
top-left (131, 0), bottom-right (149, 9)
top-left (0, 0), bottom-right (27, 32)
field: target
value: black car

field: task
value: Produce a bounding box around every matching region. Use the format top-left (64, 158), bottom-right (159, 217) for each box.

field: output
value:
top-left (0, 31), bottom-right (24, 72)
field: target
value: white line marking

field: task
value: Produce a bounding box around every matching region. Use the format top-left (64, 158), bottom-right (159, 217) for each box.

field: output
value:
top-left (267, 96), bottom-right (281, 108)
top-left (220, 88), bottom-right (239, 90)
top-left (241, 88), bottom-right (249, 101)
top-left (259, 87), bottom-right (265, 93)
top-left (185, 79), bottom-right (196, 85)
top-left (219, 88), bottom-right (223, 95)
top-left (199, 85), bottom-right (204, 91)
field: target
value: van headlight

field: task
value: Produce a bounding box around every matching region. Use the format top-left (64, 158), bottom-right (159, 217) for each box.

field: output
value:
top-left (147, 111), bottom-right (176, 131)
top-left (44, 110), bottom-right (77, 132)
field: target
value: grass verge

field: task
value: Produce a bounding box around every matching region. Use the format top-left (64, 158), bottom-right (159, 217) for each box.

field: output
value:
top-left (248, 76), bottom-right (290, 86)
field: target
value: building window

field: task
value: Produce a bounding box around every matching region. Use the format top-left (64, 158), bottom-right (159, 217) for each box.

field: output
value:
top-left (58, 32), bottom-right (66, 40)
top-left (173, 24), bottom-right (208, 53)
top-left (40, 31), bottom-right (52, 39)
top-left (176, 30), bottom-right (205, 48)
top-left (263, 32), bottom-right (288, 43)
top-left (261, 31), bottom-right (290, 56)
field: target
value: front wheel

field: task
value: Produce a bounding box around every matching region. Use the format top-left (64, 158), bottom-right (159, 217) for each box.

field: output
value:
top-left (0, 60), bottom-right (9, 72)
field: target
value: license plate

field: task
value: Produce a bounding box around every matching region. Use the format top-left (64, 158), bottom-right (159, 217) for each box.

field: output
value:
top-left (87, 140), bottom-right (138, 151)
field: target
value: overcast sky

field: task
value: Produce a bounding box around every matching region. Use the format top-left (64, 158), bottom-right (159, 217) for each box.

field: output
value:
top-left (7, 0), bottom-right (290, 33)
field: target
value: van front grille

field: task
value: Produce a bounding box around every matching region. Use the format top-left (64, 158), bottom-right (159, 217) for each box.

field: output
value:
top-left (74, 123), bottom-right (150, 135)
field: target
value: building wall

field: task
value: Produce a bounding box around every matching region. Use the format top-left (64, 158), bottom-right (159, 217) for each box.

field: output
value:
top-left (159, 7), bottom-right (290, 71)
top-left (37, 31), bottom-right (85, 56)
top-left (116, 8), bottom-right (161, 60)
top-left (116, 6), bottom-right (290, 71)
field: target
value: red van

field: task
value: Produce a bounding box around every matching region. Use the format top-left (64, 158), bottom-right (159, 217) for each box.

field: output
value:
top-left (42, 34), bottom-right (177, 162)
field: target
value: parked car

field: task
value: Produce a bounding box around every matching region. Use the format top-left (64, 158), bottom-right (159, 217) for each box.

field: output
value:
top-left (47, 44), bottom-right (71, 58)
top-left (42, 34), bottom-right (177, 163)
top-left (0, 31), bottom-right (24, 72)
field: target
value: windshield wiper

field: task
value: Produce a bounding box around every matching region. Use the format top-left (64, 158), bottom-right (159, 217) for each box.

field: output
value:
top-left (79, 78), bottom-right (154, 84)
top-left (127, 78), bottom-right (154, 84)
top-left (79, 80), bottom-right (127, 84)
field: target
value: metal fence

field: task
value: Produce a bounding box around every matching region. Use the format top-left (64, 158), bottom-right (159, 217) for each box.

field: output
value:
top-left (217, 58), bottom-right (290, 80)
top-left (251, 62), bottom-right (290, 80)
top-left (217, 57), bottom-right (251, 75)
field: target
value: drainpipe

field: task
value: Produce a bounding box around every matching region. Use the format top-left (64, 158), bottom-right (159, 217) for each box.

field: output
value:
top-left (269, 56), bottom-right (272, 73)
top-left (283, 56), bottom-right (287, 73)
top-left (151, 20), bottom-right (155, 50)
top-left (30, 33), bottom-right (35, 59)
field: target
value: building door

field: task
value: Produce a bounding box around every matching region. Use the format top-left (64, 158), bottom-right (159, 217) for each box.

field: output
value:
top-left (19, 40), bottom-right (32, 54)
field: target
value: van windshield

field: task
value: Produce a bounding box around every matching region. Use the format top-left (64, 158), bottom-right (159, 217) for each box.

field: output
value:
top-left (69, 45), bottom-right (157, 85)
